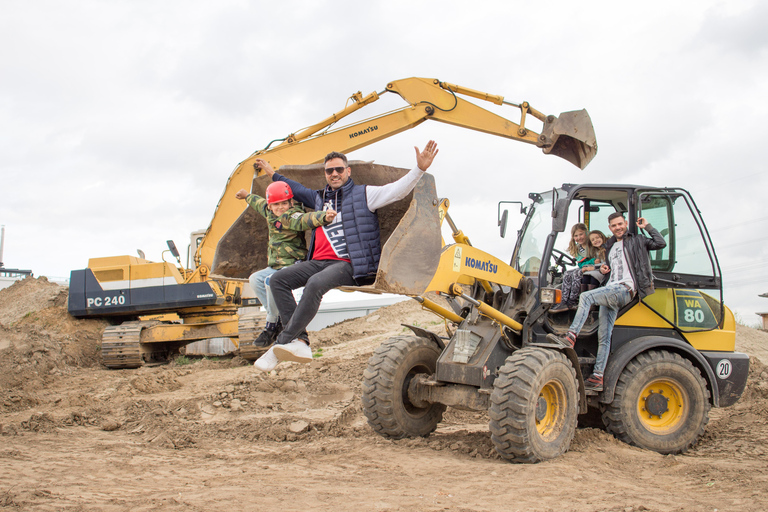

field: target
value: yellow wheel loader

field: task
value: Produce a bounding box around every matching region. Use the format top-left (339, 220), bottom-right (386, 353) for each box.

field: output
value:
top-left (361, 184), bottom-right (747, 461)
top-left (67, 77), bottom-right (596, 368)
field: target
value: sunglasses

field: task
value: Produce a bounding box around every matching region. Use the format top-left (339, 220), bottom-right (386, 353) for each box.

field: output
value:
top-left (324, 166), bottom-right (347, 176)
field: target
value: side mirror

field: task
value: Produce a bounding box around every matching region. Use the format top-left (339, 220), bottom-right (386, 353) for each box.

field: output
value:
top-left (167, 240), bottom-right (180, 259)
top-left (499, 210), bottom-right (509, 238)
top-left (497, 201), bottom-right (526, 239)
top-left (552, 198), bottom-right (570, 233)
top-left (166, 240), bottom-right (183, 267)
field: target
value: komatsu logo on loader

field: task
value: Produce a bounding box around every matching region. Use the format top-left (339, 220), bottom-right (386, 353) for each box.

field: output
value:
top-left (465, 256), bottom-right (498, 273)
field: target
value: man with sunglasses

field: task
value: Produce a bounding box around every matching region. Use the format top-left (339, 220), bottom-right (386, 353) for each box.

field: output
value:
top-left (251, 141), bottom-right (439, 371)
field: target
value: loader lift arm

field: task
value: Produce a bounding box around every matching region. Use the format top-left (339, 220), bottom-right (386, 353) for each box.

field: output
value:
top-left (195, 77), bottom-right (597, 278)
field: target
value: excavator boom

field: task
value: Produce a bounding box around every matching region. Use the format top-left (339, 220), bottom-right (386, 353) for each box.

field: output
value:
top-left (202, 77), bottom-right (597, 280)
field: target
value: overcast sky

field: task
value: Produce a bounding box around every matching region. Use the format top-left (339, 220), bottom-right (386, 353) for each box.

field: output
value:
top-left (1, 0), bottom-right (767, 323)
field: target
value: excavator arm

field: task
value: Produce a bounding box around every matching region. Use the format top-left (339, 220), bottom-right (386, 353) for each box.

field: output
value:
top-left (194, 77), bottom-right (597, 281)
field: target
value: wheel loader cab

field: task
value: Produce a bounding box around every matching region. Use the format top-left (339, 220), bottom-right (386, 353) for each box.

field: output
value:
top-left (537, 184), bottom-right (729, 338)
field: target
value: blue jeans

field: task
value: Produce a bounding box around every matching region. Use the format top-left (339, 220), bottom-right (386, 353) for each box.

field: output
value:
top-left (249, 267), bottom-right (278, 323)
top-left (569, 283), bottom-right (633, 375)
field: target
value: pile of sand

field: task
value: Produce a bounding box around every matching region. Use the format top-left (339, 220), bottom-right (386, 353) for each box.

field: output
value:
top-left (0, 277), bottom-right (108, 394)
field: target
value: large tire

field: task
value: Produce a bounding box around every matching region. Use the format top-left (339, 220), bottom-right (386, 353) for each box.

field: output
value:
top-left (362, 335), bottom-right (446, 439)
top-left (489, 347), bottom-right (579, 463)
top-left (602, 350), bottom-right (710, 454)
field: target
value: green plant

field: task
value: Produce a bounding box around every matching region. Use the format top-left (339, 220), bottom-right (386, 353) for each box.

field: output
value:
top-left (735, 312), bottom-right (762, 330)
top-left (313, 347), bottom-right (324, 359)
top-left (175, 355), bottom-right (193, 366)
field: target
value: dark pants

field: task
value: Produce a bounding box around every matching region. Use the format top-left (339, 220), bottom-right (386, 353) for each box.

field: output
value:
top-left (271, 259), bottom-right (356, 345)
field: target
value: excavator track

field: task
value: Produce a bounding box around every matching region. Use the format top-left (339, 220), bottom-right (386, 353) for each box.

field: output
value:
top-left (237, 312), bottom-right (269, 361)
top-left (101, 323), bottom-right (144, 369)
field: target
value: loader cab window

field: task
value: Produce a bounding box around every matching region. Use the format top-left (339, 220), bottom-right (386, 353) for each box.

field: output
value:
top-left (513, 190), bottom-right (554, 279)
top-left (638, 191), bottom-right (717, 277)
top-left (638, 190), bottom-right (724, 330)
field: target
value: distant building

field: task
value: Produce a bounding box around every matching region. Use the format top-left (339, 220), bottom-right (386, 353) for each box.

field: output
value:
top-left (0, 266), bottom-right (33, 291)
top-left (758, 292), bottom-right (768, 330)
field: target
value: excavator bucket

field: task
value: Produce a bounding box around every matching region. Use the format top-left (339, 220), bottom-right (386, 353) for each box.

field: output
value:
top-left (540, 109), bottom-right (597, 170)
top-left (212, 161), bottom-right (442, 296)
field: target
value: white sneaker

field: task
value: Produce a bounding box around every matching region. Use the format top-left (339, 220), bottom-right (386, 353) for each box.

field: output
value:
top-left (273, 340), bottom-right (313, 363)
top-left (253, 346), bottom-right (279, 372)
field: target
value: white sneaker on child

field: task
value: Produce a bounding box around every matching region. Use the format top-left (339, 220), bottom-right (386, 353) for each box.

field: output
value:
top-left (273, 340), bottom-right (313, 363)
top-left (253, 346), bottom-right (279, 372)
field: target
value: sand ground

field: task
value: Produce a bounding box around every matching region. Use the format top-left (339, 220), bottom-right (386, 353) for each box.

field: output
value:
top-left (2, 277), bottom-right (767, 512)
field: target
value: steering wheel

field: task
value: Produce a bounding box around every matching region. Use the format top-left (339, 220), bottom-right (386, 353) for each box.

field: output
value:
top-left (552, 248), bottom-right (577, 268)
top-left (549, 249), bottom-right (577, 279)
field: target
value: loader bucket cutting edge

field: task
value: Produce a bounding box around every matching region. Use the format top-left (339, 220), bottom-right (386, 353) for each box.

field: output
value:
top-left (541, 109), bottom-right (597, 170)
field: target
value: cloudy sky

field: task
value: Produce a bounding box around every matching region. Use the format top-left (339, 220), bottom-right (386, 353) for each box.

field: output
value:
top-left (1, 0), bottom-right (767, 323)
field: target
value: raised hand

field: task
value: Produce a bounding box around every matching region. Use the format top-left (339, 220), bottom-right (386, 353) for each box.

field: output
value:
top-left (415, 140), bottom-right (439, 171)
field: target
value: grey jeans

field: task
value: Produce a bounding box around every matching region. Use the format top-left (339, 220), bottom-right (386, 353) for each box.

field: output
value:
top-left (270, 260), bottom-right (356, 345)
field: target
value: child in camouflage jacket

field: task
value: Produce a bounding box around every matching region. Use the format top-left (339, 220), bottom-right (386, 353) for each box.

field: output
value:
top-left (235, 181), bottom-right (336, 349)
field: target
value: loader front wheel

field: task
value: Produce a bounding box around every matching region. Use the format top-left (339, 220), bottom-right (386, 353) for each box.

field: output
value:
top-left (362, 335), bottom-right (446, 439)
top-left (602, 350), bottom-right (710, 454)
top-left (489, 347), bottom-right (578, 463)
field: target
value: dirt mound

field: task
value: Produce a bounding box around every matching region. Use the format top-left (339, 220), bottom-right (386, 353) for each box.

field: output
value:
top-left (0, 277), bottom-right (108, 400)
top-left (736, 323), bottom-right (768, 364)
top-left (0, 276), bottom-right (66, 327)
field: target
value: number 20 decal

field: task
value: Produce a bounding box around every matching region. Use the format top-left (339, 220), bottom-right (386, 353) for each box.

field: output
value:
top-left (716, 360), bottom-right (732, 380)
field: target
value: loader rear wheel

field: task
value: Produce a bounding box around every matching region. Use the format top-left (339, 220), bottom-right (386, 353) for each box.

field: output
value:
top-left (602, 350), bottom-right (710, 454)
top-left (489, 347), bottom-right (578, 463)
top-left (362, 335), bottom-right (446, 439)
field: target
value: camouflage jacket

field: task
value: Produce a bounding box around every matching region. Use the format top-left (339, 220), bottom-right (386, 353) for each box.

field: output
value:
top-left (246, 194), bottom-right (330, 269)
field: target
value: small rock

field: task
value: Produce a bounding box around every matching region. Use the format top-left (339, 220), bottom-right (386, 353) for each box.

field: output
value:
top-left (213, 401), bottom-right (222, 408)
top-left (289, 420), bottom-right (309, 433)
top-left (200, 405), bottom-right (216, 415)
top-left (230, 399), bottom-right (242, 411)
top-left (255, 382), bottom-right (273, 392)
top-left (281, 380), bottom-right (298, 393)
top-left (225, 385), bottom-right (235, 393)
top-left (101, 420), bottom-right (121, 432)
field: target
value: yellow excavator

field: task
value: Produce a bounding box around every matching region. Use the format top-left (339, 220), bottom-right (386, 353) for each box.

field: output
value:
top-left (67, 77), bottom-right (596, 368)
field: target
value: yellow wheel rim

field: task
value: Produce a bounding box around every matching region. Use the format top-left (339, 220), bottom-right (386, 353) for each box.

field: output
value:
top-left (637, 378), bottom-right (687, 434)
top-left (536, 380), bottom-right (566, 440)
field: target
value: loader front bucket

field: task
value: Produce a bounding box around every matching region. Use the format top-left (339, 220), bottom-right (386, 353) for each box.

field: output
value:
top-left (212, 161), bottom-right (442, 296)
top-left (540, 109), bottom-right (597, 170)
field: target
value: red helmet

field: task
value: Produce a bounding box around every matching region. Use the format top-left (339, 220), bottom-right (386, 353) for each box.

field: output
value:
top-left (266, 181), bottom-right (293, 204)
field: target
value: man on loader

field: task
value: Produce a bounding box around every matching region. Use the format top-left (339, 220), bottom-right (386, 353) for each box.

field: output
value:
top-left (548, 213), bottom-right (666, 391)
top-left (251, 141), bottom-right (439, 372)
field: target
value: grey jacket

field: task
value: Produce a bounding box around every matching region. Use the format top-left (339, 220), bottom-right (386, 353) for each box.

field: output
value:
top-left (604, 224), bottom-right (666, 299)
